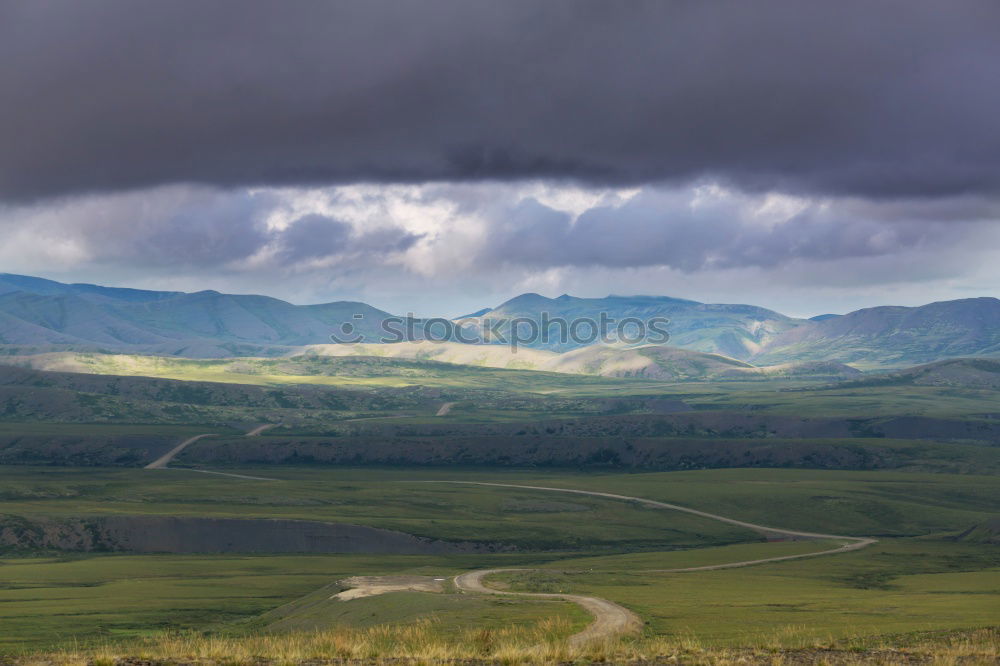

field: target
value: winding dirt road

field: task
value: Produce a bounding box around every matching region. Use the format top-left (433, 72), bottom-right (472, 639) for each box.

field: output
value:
top-left (436, 481), bottom-right (876, 545)
top-left (454, 568), bottom-right (642, 647)
top-left (144, 434), bottom-right (215, 469)
top-left (145, 426), bottom-right (277, 479)
top-left (144, 440), bottom-right (874, 644)
top-left (436, 481), bottom-right (875, 645)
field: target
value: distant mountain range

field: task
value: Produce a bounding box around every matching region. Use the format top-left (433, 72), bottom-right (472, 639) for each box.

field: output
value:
top-left (463, 292), bottom-right (1000, 368)
top-left (755, 298), bottom-right (1000, 367)
top-left (0, 273), bottom-right (394, 357)
top-left (455, 293), bottom-right (800, 357)
top-left (1, 273), bottom-right (998, 368)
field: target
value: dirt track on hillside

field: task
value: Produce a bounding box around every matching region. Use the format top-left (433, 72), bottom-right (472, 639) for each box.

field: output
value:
top-left (143, 436), bottom-right (874, 645)
top-left (144, 434), bottom-right (215, 469)
top-left (145, 426), bottom-right (276, 476)
top-left (440, 481), bottom-right (875, 645)
top-left (454, 568), bottom-right (642, 647)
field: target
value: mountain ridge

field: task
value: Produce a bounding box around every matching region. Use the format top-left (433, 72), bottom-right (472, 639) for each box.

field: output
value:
top-left (0, 273), bottom-right (997, 367)
top-left (0, 274), bottom-right (397, 357)
top-left (455, 292), bottom-right (802, 357)
top-left (755, 297), bottom-right (1000, 368)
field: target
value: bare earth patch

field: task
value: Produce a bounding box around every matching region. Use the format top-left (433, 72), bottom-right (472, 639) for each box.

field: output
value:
top-left (333, 575), bottom-right (447, 601)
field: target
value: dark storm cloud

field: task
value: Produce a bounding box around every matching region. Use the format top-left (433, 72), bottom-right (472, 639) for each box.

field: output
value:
top-left (277, 214), bottom-right (421, 262)
top-left (51, 188), bottom-right (275, 267)
top-left (278, 215), bottom-right (352, 261)
top-left (3, 0), bottom-right (1000, 201)
top-left (0, 186), bottom-right (419, 269)
top-left (478, 189), bottom-right (982, 272)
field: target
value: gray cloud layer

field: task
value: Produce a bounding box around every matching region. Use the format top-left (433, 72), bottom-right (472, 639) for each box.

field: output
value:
top-left (0, 186), bottom-right (418, 270)
top-left (1, 181), bottom-right (997, 316)
top-left (2, 181), bottom-right (993, 289)
top-left (3, 1), bottom-right (1000, 200)
top-left (480, 189), bottom-right (986, 272)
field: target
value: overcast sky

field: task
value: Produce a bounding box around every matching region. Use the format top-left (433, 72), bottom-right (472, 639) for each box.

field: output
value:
top-left (2, 0), bottom-right (999, 317)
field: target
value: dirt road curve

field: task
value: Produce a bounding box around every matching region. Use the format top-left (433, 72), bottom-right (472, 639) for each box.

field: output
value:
top-left (440, 481), bottom-right (877, 545)
top-left (145, 427), bottom-right (276, 479)
top-left (453, 568), bottom-right (642, 647)
top-left (438, 481), bottom-right (875, 645)
top-left (144, 434), bottom-right (215, 469)
top-left (436, 402), bottom-right (456, 416)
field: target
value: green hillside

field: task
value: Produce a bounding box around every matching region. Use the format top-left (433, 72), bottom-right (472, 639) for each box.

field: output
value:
top-left (756, 298), bottom-right (1000, 368)
top-left (455, 293), bottom-right (802, 357)
top-left (3, 275), bottom-right (999, 369)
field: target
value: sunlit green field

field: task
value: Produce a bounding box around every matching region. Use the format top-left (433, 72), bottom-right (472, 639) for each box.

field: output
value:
top-left (2, 466), bottom-right (997, 541)
top-left (0, 466), bottom-right (758, 549)
top-left (2, 354), bottom-right (998, 656)
top-left (19, 351), bottom-right (1000, 417)
top-left (24, 352), bottom-right (650, 393)
top-left (21, 537), bottom-right (985, 651)
top-left (1, 465), bottom-right (997, 653)
top-left (495, 539), bottom-right (1000, 644)
top-left (0, 552), bottom-right (590, 651)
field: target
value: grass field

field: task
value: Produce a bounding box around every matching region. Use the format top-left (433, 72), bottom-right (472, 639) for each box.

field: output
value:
top-left (0, 466), bottom-right (759, 549)
top-left (21, 352), bottom-right (653, 393)
top-left (0, 423), bottom-right (240, 438)
top-left (9, 537), bottom-right (995, 652)
top-left (0, 552), bottom-right (588, 651)
top-left (493, 538), bottom-right (1000, 644)
top-left (21, 625), bottom-right (1000, 665)
top-left (1, 465), bottom-right (998, 656)
top-left (16, 352), bottom-right (1000, 419)
top-left (687, 382), bottom-right (1000, 417)
top-left (498, 467), bottom-right (1000, 536)
top-left (2, 351), bottom-right (999, 660)
top-left (2, 466), bottom-right (996, 542)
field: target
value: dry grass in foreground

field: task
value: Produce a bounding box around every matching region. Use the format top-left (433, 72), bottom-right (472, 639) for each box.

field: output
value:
top-left (8, 621), bottom-right (999, 666)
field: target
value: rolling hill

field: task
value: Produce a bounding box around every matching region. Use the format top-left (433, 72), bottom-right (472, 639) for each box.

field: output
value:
top-left (0, 362), bottom-right (446, 426)
top-left (0, 274), bottom-right (396, 357)
top-left (755, 297), bottom-right (1000, 368)
top-left (460, 293), bottom-right (1000, 367)
top-left (301, 341), bottom-right (759, 380)
top-left (455, 293), bottom-right (802, 358)
top-left (1, 274), bottom-right (998, 368)
top-left (830, 357), bottom-right (1000, 390)
top-left (16, 343), bottom-right (862, 383)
